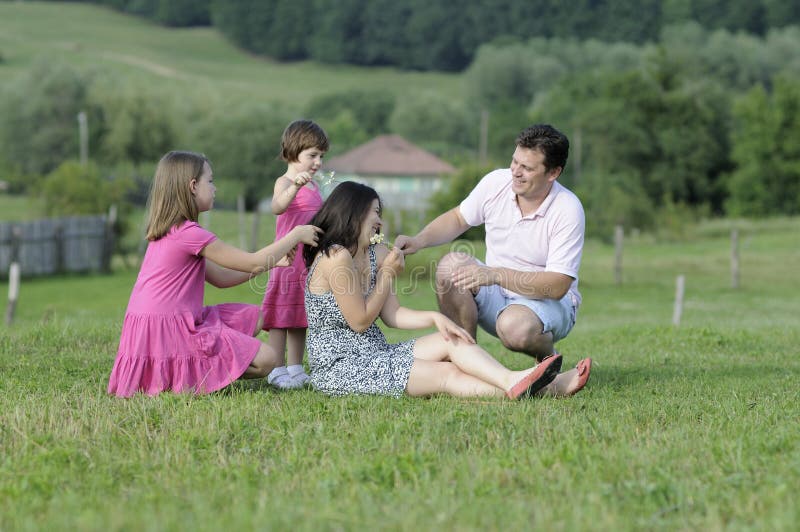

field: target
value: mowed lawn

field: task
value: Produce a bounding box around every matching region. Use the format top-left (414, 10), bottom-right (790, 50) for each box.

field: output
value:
top-left (1, 213), bottom-right (798, 530)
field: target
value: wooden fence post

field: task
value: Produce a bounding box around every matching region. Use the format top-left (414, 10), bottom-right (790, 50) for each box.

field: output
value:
top-left (614, 225), bottom-right (624, 285)
top-left (101, 204), bottom-right (117, 273)
top-left (672, 274), bottom-right (685, 327)
top-left (237, 194), bottom-right (247, 250)
top-left (5, 226), bottom-right (21, 325)
top-left (54, 223), bottom-right (65, 274)
top-left (250, 203), bottom-right (262, 252)
top-left (731, 228), bottom-right (740, 289)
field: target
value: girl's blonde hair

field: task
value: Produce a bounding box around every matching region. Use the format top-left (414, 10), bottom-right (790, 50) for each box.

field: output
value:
top-left (145, 151), bottom-right (209, 241)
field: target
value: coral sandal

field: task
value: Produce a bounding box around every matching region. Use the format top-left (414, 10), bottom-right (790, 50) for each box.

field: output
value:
top-left (566, 357), bottom-right (592, 397)
top-left (506, 354), bottom-right (563, 400)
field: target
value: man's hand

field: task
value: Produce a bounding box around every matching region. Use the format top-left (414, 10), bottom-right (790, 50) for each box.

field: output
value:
top-left (451, 263), bottom-right (498, 292)
top-left (394, 235), bottom-right (420, 255)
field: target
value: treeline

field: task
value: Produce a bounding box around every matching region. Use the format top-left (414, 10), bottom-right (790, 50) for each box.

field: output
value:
top-left (77, 0), bottom-right (799, 71)
top-left (1, 24), bottom-right (799, 240)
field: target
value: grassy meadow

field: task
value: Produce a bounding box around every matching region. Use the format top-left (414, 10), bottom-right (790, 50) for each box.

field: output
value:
top-left (1, 201), bottom-right (799, 529)
top-left (0, 1), bottom-right (462, 108)
top-left (1, 3), bottom-right (799, 529)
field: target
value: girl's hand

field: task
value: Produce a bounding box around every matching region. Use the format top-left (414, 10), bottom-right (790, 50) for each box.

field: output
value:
top-left (291, 224), bottom-right (323, 246)
top-left (293, 172), bottom-right (313, 187)
top-left (276, 247), bottom-right (296, 267)
top-left (379, 246), bottom-right (405, 278)
top-left (432, 313), bottom-right (475, 343)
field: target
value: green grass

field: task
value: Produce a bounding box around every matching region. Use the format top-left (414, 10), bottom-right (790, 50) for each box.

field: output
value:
top-left (0, 1), bottom-right (462, 108)
top-left (1, 216), bottom-right (799, 529)
top-left (0, 194), bottom-right (45, 221)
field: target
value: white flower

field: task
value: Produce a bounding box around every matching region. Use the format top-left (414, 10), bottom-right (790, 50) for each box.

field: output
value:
top-left (370, 233), bottom-right (385, 245)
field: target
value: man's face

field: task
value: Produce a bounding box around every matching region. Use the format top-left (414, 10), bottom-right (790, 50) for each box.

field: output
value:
top-left (509, 146), bottom-right (560, 199)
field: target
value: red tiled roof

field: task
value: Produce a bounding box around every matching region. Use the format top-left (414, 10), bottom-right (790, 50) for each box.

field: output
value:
top-left (325, 135), bottom-right (456, 176)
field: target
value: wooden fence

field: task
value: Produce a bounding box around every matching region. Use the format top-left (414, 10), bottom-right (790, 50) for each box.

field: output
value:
top-left (0, 215), bottom-right (114, 276)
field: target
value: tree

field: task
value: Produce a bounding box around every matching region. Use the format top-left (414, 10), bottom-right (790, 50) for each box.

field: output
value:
top-left (305, 89), bottom-right (395, 152)
top-left (726, 77), bottom-right (800, 216)
top-left (191, 103), bottom-right (294, 209)
top-left (88, 80), bottom-right (178, 166)
top-left (389, 92), bottom-right (474, 149)
top-left (0, 60), bottom-right (94, 176)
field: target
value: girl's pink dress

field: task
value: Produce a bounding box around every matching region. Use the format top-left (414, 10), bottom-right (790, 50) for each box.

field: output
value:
top-left (108, 221), bottom-right (261, 397)
top-left (261, 183), bottom-right (323, 329)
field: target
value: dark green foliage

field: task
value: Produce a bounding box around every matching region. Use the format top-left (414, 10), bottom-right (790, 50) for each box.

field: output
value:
top-left (62, 1), bottom-right (800, 71)
top-left (305, 89), bottom-right (395, 152)
top-left (86, 0), bottom-right (211, 26)
top-left (191, 104), bottom-right (294, 209)
top-left (726, 78), bottom-right (800, 216)
top-left (208, 0), bottom-right (800, 72)
top-left (42, 160), bottom-right (131, 216)
top-left (0, 60), bottom-right (95, 176)
top-left (88, 80), bottom-right (178, 166)
top-left (389, 93), bottom-right (475, 152)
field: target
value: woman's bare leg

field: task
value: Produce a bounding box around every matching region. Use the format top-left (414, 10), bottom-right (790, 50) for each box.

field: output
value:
top-left (406, 359), bottom-right (505, 398)
top-left (411, 332), bottom-right (538, 394)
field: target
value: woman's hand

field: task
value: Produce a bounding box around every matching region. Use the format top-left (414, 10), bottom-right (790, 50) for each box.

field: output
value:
top-left (431, 312), bottom-right (475, 343)
top-left (291, 224), bottom-right (323, 246)
top-left (378, 246), bottom-right (405, 278)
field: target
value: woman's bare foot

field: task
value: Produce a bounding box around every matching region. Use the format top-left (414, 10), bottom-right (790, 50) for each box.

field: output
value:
top-left (539, 358), bottom-right (592, 397)
top-left (505, 354), bottom-right (562, 399)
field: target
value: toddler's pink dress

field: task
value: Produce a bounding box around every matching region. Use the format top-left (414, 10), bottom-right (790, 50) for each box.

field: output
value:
top-left (108, 221), bottom-right (261, 397)
top-left (261, 183), bottom-right (323, 329)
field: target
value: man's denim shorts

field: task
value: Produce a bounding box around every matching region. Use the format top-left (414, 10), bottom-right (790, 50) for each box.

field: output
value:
top-left (475, 283), bottom-right (577, 342)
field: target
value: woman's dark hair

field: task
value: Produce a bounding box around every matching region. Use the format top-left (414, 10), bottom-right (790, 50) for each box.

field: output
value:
top-left (303, 181), bottom-right (382, 268)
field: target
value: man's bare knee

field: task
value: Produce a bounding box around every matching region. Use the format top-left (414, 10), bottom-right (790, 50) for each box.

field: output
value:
top-left (496, 310), bottom-right (552, 359)
top-left (436, 252), bottom-right (477, 285)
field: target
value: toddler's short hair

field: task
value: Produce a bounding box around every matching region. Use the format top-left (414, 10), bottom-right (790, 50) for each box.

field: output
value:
top-left (280, 119), bottom-right (329, 162)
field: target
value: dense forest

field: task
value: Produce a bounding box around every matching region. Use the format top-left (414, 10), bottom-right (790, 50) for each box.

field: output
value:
top-left (78, 0), bottom-right (800, 71)
top-left (3, 2), bottom-right (799, 239)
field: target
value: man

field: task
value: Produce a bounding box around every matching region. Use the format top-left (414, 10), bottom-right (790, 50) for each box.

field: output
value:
top-left (395, 124), bottom-right (591, 397)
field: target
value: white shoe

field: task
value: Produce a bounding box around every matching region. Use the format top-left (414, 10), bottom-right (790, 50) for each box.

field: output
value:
top-left (289, 371), bottom-right (311, 388)
top-left (267, 367), bottom-right (294, 390)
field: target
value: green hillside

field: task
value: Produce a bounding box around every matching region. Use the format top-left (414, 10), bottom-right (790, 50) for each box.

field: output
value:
top-left (0, 1), bottom-right (462, 107)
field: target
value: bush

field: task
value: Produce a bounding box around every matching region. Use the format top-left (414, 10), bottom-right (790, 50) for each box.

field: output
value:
top-left (42, 160), bottom-right (131, 217)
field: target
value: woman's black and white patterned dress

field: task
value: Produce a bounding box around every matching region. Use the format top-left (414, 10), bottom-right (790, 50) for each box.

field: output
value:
top-left (305, 245), bottom-right (415, 397)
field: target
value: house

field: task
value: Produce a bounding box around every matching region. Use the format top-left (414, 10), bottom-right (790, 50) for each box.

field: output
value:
top-left (324, 135), bottom-right (455, 211)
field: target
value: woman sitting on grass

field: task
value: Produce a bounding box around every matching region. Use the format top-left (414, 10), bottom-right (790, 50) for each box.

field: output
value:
top-left (302, 181), bottom-right (562, 399)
